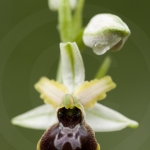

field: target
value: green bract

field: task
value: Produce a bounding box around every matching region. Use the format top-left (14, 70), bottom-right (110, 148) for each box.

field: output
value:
top-left (11, 42), bottom-right (138, 132)
top-left (83, 14), bottom-right (131, 55)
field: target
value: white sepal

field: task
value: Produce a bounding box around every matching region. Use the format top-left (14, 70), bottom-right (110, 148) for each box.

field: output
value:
top-left (11, 104), bottom-right (57, 130)
top-left (60, 42), bottom-right (85, 93)
top-left (85, 103), bottom-right (139, 132)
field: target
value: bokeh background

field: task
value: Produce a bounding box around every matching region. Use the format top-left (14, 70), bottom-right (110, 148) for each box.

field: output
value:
top-left (1, 0), bottom-right (150, 149)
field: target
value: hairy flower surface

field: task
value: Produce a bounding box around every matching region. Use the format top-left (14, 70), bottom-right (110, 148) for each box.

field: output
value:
top-left (37, 95), bottom-right (100, 150)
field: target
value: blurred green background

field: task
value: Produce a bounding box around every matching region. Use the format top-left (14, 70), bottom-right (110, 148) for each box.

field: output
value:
top-left (0, 0), bottom-right (150, 150)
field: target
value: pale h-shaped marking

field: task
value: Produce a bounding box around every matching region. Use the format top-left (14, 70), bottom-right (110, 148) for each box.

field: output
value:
top-left (54, 123), bottom-right (81, 150)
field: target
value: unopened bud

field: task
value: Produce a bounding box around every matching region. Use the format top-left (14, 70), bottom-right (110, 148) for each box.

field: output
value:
top-left (48, 0), bottom-right (77, 11)
top-left (83, 14), bottom-right (131, 55)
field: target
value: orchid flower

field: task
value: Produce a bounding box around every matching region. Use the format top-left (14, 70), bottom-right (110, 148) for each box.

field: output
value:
top-left (11, 42), bottom-right (138, 132)
top-left (11, 42), bottom-right (138, 150)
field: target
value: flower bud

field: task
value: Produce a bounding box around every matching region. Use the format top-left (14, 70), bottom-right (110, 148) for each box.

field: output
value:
top-left (83, 14), bottom-right (131, 55)
top-left (48, 0), bottom-right (77, 11)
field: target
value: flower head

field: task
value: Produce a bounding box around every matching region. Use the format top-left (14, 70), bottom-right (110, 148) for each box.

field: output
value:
top-left (11, 42), bottom-right (138, 149)
top-left (11, 42), bottom-right (138, 132)
top-left (83, 14), bottom-right (131, 55)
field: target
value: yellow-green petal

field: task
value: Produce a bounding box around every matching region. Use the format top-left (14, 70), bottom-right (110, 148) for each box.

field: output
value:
top-left (74, 76), bottom-right (116, 108)
top-left (35, 77), bottom-right (68, 107)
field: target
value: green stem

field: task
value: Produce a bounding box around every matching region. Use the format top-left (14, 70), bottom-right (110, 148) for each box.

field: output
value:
top-left (58, 0), bottom-right (73, 42)
top-left (57, 0), bottom-right (73, 82)
top-left (74, 27), bottom-right (85, 51)
top-left (57, 0), bottom-right (86, 83)
top-left (95, 56), bottom-right (111, 79)
top-left (72, 0), bottom-right (85, 39)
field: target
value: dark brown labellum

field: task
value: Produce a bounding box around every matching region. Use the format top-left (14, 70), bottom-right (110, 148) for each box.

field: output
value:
top-left (39, 107), bottom-right (99, 150)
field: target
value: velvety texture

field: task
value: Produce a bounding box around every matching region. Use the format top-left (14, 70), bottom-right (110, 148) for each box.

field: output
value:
top-left (39, 107), bottom-right (98, 150)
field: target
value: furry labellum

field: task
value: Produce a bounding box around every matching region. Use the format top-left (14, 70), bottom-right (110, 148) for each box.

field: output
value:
top-left (37, 106), bottom-right (100, 150)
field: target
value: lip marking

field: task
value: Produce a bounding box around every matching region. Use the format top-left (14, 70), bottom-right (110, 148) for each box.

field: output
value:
top-left (54, 123), bottom-right (81, 149)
